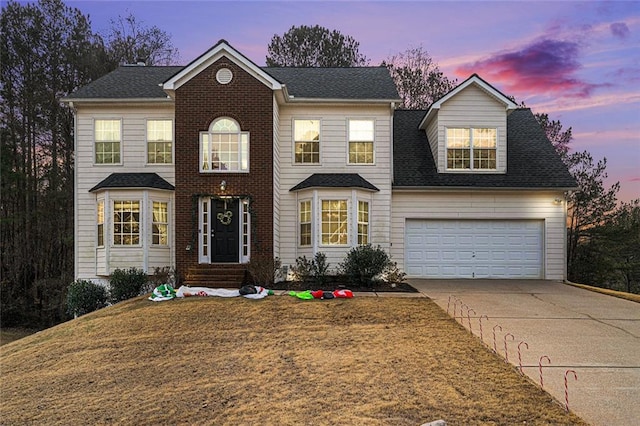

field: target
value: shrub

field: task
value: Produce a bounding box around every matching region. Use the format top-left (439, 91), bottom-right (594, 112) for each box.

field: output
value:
top-left (290, 252), bottom-right (331, 286)
top-left (340, 245), bottom-right (390, 288)
top-left (66, 280), bottom-right (108, 318)
top-left (382, 261), bottom-right (407, 285)
top-left (109, 268), bottom-right (149, 303)
top-left (247, 256), bottom-right (281, 286)
top-left (311, 252), bottom-right (330, 286)
top-left (290, 256), bottom-right (313, 283)
top-left (149, 266), bottom-right (181, 288)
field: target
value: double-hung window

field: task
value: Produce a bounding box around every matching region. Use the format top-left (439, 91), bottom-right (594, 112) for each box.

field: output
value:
top-left (113, 200), bottom-right (140, 245)
top-left (321, 200), bottom-right (348, 245)
top-left (152, 201), bottom-right (168, 245)
top-left (147, 120), bottom-right (173, 164)
top-left (357, 201), bottom-right (369, 245)
top-left (299, 200), bottom-right (312, 246)
top-left (348, 119), bottom-right (374, 164)
top-left (95, 119), bottom-right (121, 164)
top-left (294, 119), bottom-right (320, 164)
top-left (97, 200), bottom-right (104, 247)
top-left (200, 118), bottom-right (249, 172)
top-left (446, 127), bottom-right (496, 170)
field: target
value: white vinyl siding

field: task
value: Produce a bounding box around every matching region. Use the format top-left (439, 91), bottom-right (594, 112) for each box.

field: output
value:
top-left (278, 104), bottom-right (393, 268)
top-left (431, 84), bottom-right (507, 173)
top-left (75, 106), bottom-right (175, 280)
top-left (390, 191), bottom-right (568, 280)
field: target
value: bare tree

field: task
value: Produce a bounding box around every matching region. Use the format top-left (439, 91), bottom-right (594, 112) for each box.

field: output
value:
top-left (384, 46), bottom-right (456, 109)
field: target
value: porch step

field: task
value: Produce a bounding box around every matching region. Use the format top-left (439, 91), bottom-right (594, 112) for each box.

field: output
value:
top-left (184, 265), bottom-right (248, 288)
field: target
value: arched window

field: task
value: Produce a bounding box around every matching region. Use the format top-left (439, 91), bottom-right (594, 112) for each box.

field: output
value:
top-left (200, 117), bottom-right (249, 172)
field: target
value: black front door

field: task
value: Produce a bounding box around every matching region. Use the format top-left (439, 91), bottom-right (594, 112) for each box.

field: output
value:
top-left (212, 199), bottom-right (239, 263)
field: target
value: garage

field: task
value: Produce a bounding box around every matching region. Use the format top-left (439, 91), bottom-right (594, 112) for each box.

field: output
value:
top-left (405, 219), bottom-right (544, 278)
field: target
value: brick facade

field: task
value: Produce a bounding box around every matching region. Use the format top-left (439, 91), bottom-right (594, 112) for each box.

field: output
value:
top-left (174, 58), bottom-right (274, 282)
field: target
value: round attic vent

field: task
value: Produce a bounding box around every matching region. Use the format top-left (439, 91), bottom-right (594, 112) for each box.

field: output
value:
top-left (216, 68), bottom-right (233, 85)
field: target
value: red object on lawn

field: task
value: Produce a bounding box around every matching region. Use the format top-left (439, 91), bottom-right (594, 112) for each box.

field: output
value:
top-left (333, 289), bottom-right (353, 298)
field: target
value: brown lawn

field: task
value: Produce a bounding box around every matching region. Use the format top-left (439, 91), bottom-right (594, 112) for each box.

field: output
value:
top-left (0, 295), bottom-right (587, 425)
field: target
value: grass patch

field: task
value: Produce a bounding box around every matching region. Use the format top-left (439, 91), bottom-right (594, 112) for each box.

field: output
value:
top-left (0, 295), bottom-right (587, 425)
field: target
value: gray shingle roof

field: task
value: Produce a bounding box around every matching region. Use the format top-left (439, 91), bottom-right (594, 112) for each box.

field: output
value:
top-left (393, 108), bottom-right (577, 189)
top-left (64, 66), bottom-right (182, 100)
top-left (89, 173), bottom-right (175, 192)
top-left (290, 173), bottom-right (379, 192)
top-left (64, 65), bottom-right (399, 101)
top-left (263, 67), bottom-right (400, 100)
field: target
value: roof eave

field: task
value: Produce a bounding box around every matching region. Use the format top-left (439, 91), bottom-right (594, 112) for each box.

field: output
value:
top-left (284, 97), bottom-right (401, 104)
top-left (392, 185), bottom-right (578, 191)
top-left (61, 97), bottom-right (173, 105)
top-left (290, 185), bottom-right (379, 192)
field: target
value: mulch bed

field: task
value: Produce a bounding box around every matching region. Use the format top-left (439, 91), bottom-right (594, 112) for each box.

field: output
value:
top-left (269, 277), bottom-right (418, 293)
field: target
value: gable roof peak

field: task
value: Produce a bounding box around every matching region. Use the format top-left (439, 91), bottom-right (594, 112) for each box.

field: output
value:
top-left (162, 40), bottom-right (282, 94)
top-left (419, 74), bottom-right (518, 129)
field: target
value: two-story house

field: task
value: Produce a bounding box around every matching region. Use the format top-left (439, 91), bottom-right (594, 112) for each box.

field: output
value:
top-left (63, 40), bottom-right (576, 285)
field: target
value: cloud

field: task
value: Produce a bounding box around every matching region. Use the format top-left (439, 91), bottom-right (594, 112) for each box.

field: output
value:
top-left (455, 39), bottom-right (604, 98)
top-left (610, 22), bottom-right (630, 39)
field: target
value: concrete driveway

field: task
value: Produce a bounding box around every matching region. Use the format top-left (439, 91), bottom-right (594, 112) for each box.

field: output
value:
top-left (408, 279), bottom-right (640, 426)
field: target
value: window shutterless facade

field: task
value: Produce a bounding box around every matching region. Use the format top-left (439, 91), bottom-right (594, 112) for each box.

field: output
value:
top-left (94, 119), bottom-right (121, 164)
top-left (200, 118), bottom-right (249, 172)
top-left (97, 200), bottom-right (104, 247)
top-left (299, 200), bottom-right (312, 246)
top-left (357, 200), bottom-right (369, 245)
top-left (147, 120), bottom-right (173, 164)
top-left (152, 201), bottom-right (168, 245)
top-left (294, 119), bottom-right (320, 164)
top-left (321, 200), bottom-right (348, 245)
top-left (348, 119), bottom-right (374, 164)
top-left (446, 127), bottom-right (497, 170)
top-left (113, 200), bottom-right (140, 245)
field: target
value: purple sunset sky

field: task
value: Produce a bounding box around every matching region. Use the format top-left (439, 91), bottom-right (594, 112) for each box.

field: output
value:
top-left (66, 0), bottom-right (640, 202)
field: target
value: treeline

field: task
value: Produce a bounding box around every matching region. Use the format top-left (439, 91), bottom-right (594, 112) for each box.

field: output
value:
top-left (1, 10), bottom-right (637, 329)
top-left (0, 0), bottom-right (178, 327)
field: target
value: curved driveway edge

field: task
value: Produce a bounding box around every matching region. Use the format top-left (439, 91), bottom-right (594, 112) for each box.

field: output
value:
top-left (408, 279), bottom-right (640, 426)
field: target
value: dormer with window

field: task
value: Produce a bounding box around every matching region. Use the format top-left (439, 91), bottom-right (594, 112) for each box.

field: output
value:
top-left (419, 74), bottom-right (517, 174)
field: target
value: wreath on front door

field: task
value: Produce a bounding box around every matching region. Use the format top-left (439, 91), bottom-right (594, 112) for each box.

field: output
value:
top-left (217, 211), bottom-right (233, 225)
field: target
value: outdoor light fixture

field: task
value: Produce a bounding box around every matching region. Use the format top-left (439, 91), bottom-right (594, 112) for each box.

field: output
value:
top-left (554, 197), bottom-right (563, 205)
top-left (220, 180), bottom-right (227, 191)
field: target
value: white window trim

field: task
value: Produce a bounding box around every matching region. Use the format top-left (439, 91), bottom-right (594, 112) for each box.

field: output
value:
top-left (199, 118), bottom-right (250, 173)
top-left (319, 198), bottom-right (350, 247)
top-left (151, 199), bottom-right (171, 247)
top-left (444, 126), bottom-right (498, 172)
top-left (298, 198), bottom-right (313, 248)
top-left (292, 117), bottom-right (322, 166)
top-left (146, 118), bottom-right (174, 166)
top-left (112, 198), bottom-right (143, 248)
top-left (96, 199), bottom-right (105, 248)
top-left (93, 118), bottom-right (123, 166)
top-left (356, 199), bottom-right (370, 246)
top-left (347, 118), bottom-right (376, 165)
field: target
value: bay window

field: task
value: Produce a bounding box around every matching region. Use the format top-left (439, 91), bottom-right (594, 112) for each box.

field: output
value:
top-left (113, 200), bottom-right (140, 245)
top-left (321, 200), bottom-right (348, 245)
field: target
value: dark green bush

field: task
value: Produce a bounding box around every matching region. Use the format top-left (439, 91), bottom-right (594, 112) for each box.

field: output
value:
top-left (291, 252), bottom-right (330, 286)
top-left (66, 279), bottom-right (108, 318)
top-left (340, 245), bottom-right (390, 288)
top-left (311, 252), bottom-right (330, 286)
top-left (109, 268), bottom-right (149, 303)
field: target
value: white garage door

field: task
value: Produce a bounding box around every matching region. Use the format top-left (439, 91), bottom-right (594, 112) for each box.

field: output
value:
top-left (405, 220), bottom-right (543, 278)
